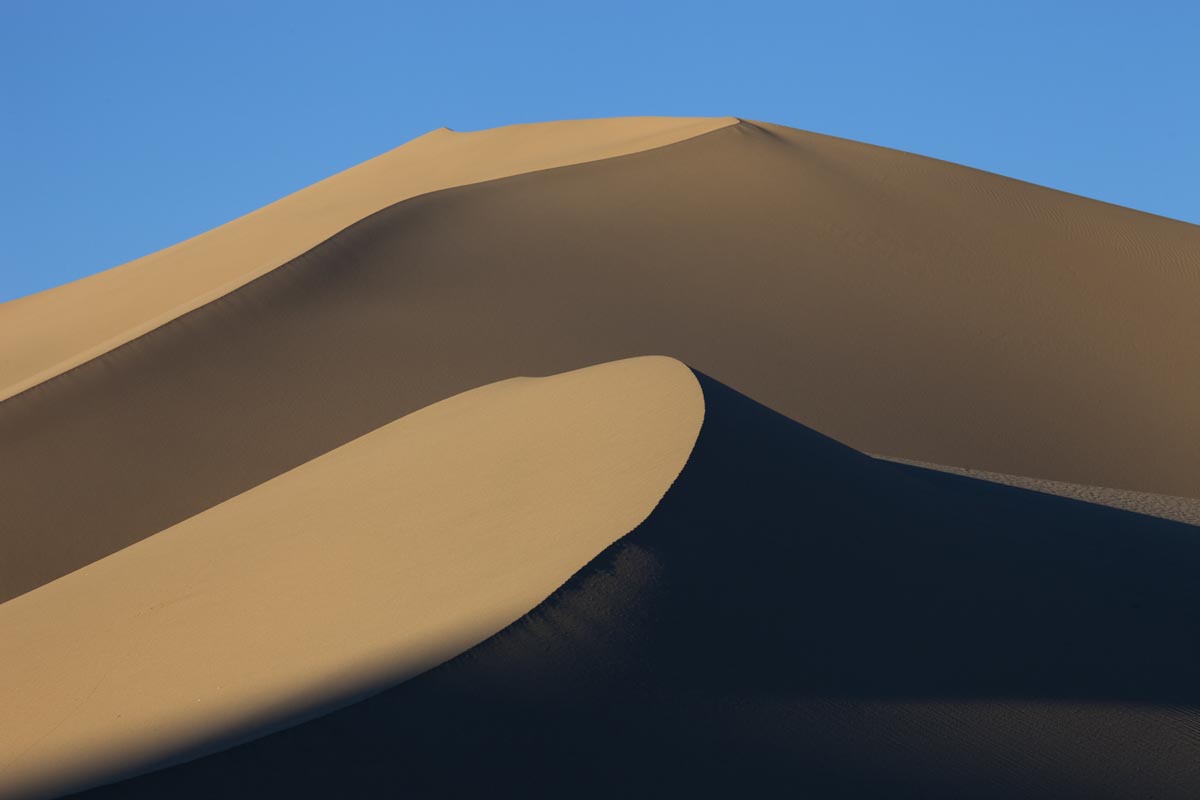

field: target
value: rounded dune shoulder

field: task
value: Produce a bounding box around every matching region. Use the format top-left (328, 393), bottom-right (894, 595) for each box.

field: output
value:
top-left (5, 115), bottom-right (1200, 608)
top-left (0, 355), bottom-right (704, 800)
top-left (70, 365), bottom-right (1200, 799)
top-left (0, 116), bottom-right (736, 402)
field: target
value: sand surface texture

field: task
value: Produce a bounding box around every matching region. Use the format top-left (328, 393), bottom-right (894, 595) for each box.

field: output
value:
top-left (0, 357), bottom-right (702, 800)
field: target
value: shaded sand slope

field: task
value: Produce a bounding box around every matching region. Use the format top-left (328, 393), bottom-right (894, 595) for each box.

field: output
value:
top-left (881, 456), bottom-right (1200, 526)
top-left (79, 370), bottom-right (1200, 799)
top-left (0, 116), bottom-right (734, 400)
top-left (6, 119), bottom-right (1200, 602)
top-left (0, 357), bottom-right (702, 800)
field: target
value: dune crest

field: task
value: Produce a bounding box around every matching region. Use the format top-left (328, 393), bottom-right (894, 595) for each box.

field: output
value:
top-left (6, 118), bottom-right (1200, 605)
top-left (4, 113), bottom-right (1200, 799)
top-left (0, 356), bottom-right (703, 800)
top-left (72, 367), bottom-right (1200, 799)
top-left (0, 116), bottom-right (735, 401)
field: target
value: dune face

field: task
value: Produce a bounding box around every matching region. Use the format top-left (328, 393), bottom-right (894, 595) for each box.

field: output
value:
top-left (3, 116), bottom-right (1200, 799)
top-left (0, 357), bottom-right (702, 800)
top-left (72, 371), bottom-right (1200, 799)
top-left (5, 119), bottom-right (1200, 604)
top-left (0, 116), bottom-right (736, 402)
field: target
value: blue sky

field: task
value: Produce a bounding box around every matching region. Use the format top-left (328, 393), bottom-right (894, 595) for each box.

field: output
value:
top-left (2, 0), bottom-right (1196, 302)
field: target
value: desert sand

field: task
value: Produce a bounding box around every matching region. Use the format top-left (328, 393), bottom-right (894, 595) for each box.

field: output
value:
top-left (0, 357), bottom-right (702, 800)
top-left (2, 116), bottom-right (1199, 799)
top-left (70, 368), bottom-right (1200, 799)
top-left (5, 119), bottom-right (1199, 604)
top-left (0, 116), bottom-right (735, 402)
top-left (881, 456), bottom-right (1200, 526)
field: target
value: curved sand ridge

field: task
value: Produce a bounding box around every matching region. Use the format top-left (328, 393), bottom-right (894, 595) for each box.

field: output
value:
top-left (0, 356), bottom-right (704, 800)
top-left (77, 367), bottom-right (1200, 799)
top-left (5, 118), bottom-right (1200, 603)
top-left (3, 114), bottom-right (1199, 800)
top-left (0, 116), bottom-right (735, 401)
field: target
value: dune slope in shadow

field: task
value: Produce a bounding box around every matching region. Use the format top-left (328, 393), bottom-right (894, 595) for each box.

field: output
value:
top-left (4, 119), bottom-right (1198, 603)
top-left (881, 456), bottom-right (1200, 526)
top-left (79, 369), bottom-right (1200, 800)
top-left (0, 357), bottom-right (702, 800)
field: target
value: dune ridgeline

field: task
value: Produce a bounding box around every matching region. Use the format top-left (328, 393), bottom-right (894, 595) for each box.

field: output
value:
top-left (2, 117), bottom-right (1199, 799)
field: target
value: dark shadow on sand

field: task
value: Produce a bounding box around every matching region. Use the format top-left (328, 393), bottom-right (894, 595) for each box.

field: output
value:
top-left (75, 370), bottom-right (1200, 799)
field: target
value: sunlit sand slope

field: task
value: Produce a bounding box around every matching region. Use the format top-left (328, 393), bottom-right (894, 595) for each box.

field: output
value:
top-left (0, 116), bottom-right (735, 400)
top-left (0, 357), bottom-right (702, 800)
top-left (78, 370), bottom-right (1200, 799)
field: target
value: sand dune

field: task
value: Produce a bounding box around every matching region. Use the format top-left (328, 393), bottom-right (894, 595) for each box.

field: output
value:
top-left (2, 116), bottom-right (1199, 799)
top-left (5, 118), bottom-right (1199, 604)
top-left (72, 368), bottom-right (1200, 799)
top-left (0, 357), bottom-right (702, 800)
top-left (0, 116), bottom-right (735, 401)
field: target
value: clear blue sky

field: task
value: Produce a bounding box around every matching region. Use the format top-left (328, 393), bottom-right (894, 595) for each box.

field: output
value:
top-left (2, 0), bottom-right (1196, 303)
